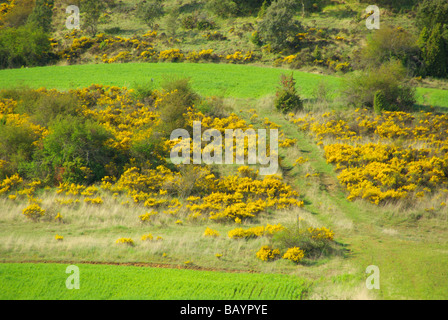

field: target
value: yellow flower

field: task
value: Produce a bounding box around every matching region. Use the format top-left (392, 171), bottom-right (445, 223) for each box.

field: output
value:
top-left (141, 234), bottom-right (153, 241)
top-left (256, 246), bottom-right (280, 261)
top-left (22, 204), bottom-right (45, 221)
top-left (203, 227), bottom-right (220, 237)
top-left (116, 238), bottom-right (134, 246)
top-left (283, 247), bottom-right (305, 263)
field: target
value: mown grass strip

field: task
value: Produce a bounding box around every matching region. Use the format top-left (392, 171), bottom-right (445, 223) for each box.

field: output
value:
top-left (1, 63), bottom-right (446, 108)
top-left (0, 263), bottom-right (312, 300)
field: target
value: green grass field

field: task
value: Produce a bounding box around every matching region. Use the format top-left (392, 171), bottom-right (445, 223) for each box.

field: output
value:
top-left (0, 263), bottom-right (311, 300)
top-left (0, 63), bottom-right (340, 98)
top-left (1, 63), bottom-right (447, 108)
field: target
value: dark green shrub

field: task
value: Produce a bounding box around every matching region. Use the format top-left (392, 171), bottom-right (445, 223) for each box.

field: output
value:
top-left (356, 26), bottom-right (419, 71)
top-left (272, 223), bottom-right (338, 259)
top-left (312, 45), bottom-right (322, 60)
top-left (0, 24), bottom-right (53, 69)
top-left (250, 31), bottom-right (262, 46)
top-left (80, 0), bottom-right (106, 36)
top-left (27, 0), bottom-right (54, 32)
top-left (164, 7), bottom-right (180, 36)
top-left (104, 27), bottom-right (121, 35)
top-left (415, 0), bottom-right (448, 78)
top-left (205, 0), bottom-right (238, 17)
top-left (197, 19), bottom-right (215, 31)
top-left (0, 88), bottom-right (81, 126)
top-left (40, 116), bottom-right (117, 184)
top-left (359, 0), bottom-right (417, 10)
top-left (157, 78), bottom-right (199, 137)
top-left (129, 133), bottom-right (167, 169)
top-left (131, 80), bottom-right (155, 104)
top-left (0, 122), bottom-right (39, 178)
top-left (419, 24), bottom-right (447, 78)
top-left (257, 0), bottom-right (302, 51)
top-left (257, 0), bottom-right (271, 18)
top-left (181, 14), bottom-right (197, 30)
top-left (345, 60), bottom-right (416, 110)
top-left (233, 0), bottom-right (266, 15)
top-left (373, 90), bottom-right (389, 113)
top-left (181, 13), bottom-right (214, 31)
top-left (196, 96), bottom-right (231, 119)
top-left (296, 0), bottom-right (329, 16)
top-left (137, 0), bottom-right (165, 28)
top-left (274, 74), bottom-right (303, 113)
top-left (416, 0), bottom-right (448, 31)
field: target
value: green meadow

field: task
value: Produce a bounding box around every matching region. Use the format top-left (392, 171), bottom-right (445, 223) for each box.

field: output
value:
top-left (0, 263), bottom-right (311, 300)
top-left (0, 63), bottom-right (447, 108)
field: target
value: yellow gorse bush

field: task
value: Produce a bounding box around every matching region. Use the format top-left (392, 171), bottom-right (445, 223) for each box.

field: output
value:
top-left (116, 238), bottom-right (135, 246)
top-left (84, 197), bottom-right (103, 205)
top-left (203, 227), bottom-right (220, 237)
top-left (283, 247), bottom-right (305, 263)
top-left (256, 246), bottom-right (281, 261)
top-left (141, 234), bottom-right (154, 241)
top-left (159, 49), bottom-right (184, 62)
top-left (55, 198), bottom-right (80, 206)
top-left (22, 203), bottom-right (45, 221)
top-left (290, 108), bottom-right (448, 204)
top-left (307, 227), bottom-right (334, 241)
top-left (228, 224), bottom-right (285, 239)
top-left (0, 174), bottom-right (23, 195)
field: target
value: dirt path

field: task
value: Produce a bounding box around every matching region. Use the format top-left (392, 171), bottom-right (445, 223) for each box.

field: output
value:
top-left (0, 260), bottom-right (259, 274)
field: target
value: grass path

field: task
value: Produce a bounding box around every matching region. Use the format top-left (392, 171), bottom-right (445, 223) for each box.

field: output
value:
top-left (250, 100), bottom-right (448, 300)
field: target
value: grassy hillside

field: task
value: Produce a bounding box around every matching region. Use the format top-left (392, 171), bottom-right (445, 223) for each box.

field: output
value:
top-left (1, 63), bottom-right (448, 300)
top-left (1, 0), bottom-right (448, 302)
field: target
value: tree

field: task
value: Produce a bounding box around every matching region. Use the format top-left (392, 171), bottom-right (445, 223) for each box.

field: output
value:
top-left (233, 0), bottom-right (266, 15)
top-left (137, 0), bottom-right (165, 28)
top-left (358, 0), bottom-right (417, 11)
top-left (373, 90), bottom-right (389, 114)
top-left (27, 0), bottom-right (54, 32)
top-left (164, 7), bottom-right (179, 37)
top-left (423, 24), bottom-right (447, 78)
top-left (415, 0), bottom-right (448, 78)
top-left (80, 0), bottom-right (105, 36)
top-left (356, 26), bottom-right (419, 72)
top-left (40, 116), bottom-right (116, 184)
top-left (257, 0), bottom-right (301, 51)
top-left (205, 0), bottom-right (238, 17)
top-left (157, 78), bottom-right (199, 137)
top-left (274, 73), bottom-right (303, 113)
top-left (345, 60), bottom-right (416, 111)
top-left (0, 121), bottom-right (39, 178)
top-left (416, 0), bottom-right (448, 31)
top-left (0, 24), bottom-right (53, 69)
